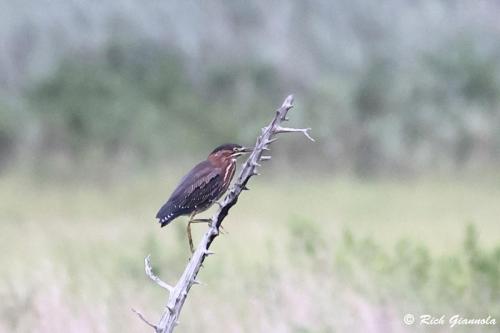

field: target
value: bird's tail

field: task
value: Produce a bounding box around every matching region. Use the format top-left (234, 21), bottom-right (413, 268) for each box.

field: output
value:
top-left (156, 203), bottom-right (179, 227)
top-left (157, 213), bottom-right (176, 227)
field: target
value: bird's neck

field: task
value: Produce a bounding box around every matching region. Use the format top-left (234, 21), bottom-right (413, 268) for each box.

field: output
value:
top-left (222, 159), bottom-right (236, 187)
top-left (207, 155), bottom-right (234, 167)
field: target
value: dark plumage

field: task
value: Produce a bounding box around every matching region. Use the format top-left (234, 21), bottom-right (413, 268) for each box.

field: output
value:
top-left (156, 143), bottom-right (249, 227)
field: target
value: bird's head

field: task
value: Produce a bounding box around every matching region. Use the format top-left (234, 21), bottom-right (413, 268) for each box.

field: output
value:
top-left (208, 143), bottom-right (252, 162)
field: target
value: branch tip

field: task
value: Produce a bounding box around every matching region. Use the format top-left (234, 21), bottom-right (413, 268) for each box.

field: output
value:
top-left (275, 126), bottom-right (315, 142)
top-left (303, 129), bottom-right (315, 142)
top-left (132, 308), bottom-right (157, 330)
top-left (144, 255), bottom-right (174, 292)
top-left (282, 94), bottom-right (294, 109)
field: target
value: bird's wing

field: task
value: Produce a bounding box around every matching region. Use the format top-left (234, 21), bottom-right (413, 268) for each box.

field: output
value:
top-left (176, 161), bottom-right (223, 210)
top-left (184, 169), bottom-right (223, 210)
top-left (156, 161), bottom-right (222, 224)
top-left (170, 160), bottom-right (220, 200)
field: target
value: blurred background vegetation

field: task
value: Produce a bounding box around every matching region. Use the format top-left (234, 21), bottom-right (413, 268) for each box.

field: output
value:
top-left (1, 0), bottom-right (499, 178)
top-left (1, 0), bottom-right (500, 332)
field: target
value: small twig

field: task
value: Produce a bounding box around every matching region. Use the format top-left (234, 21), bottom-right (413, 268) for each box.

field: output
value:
top-left (265, 137), bottom-right (279, 145)
top-left (132, 308), bottom-right (158, 330)
top-left (191, 279), bottom-right (203, 285)
top-left (275, 126), bottom-right (315, 141)
top-left (145, 255), bottom-right (174, 293)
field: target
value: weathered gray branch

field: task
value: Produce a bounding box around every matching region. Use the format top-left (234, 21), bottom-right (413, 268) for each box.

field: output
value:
top-left (135, 94), bottom-right (313, 333)
top-left (132, 308), bottom-right (157, 330)
top-left (144, 255), bottom-right (174, 292)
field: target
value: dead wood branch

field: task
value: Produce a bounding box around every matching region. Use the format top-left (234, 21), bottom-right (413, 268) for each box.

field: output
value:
top-left (136, 94), bottom-right (313, 333)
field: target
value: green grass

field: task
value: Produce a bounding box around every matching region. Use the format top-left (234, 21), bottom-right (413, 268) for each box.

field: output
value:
top-left (0, 172), bottom-right (499, 332)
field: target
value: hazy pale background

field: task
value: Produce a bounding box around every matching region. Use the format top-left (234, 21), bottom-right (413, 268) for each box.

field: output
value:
top-left (1, 1), bottom-right (499, 332)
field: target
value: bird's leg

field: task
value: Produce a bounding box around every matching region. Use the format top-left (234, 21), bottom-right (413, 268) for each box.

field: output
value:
top-left (186, 213), bottom-right (196, 254)
top-left (186, 216), bottom-right (213, 253)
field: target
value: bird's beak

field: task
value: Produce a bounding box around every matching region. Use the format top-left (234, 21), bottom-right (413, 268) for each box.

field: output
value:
top-left (232, 146), bottom-right (252, 157)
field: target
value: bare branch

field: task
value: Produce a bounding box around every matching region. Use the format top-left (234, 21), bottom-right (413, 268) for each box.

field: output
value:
top-left (275, 126), bottom-right (315, 141)
top-left (280, 94), bottom-right (294, 111)
top-left (144, 255), bottom-right (174, 293)
top-left (136, 94), bottom-right (313, 333)
top-left (132, 308), bottom-right (157, 330)
top-left (252, 161), bottom-right (262, 167)
top-left (265, 137), bottom-right (279, 145)
top-left (191, 279), bottom-right (202, 285)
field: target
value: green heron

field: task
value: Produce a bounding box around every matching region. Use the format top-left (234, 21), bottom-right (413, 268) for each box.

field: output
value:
top-left (156, 143), bottom-right (250, 252)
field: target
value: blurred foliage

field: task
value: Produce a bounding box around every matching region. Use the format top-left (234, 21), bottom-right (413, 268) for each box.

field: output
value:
top-left (287, 215), bottom-right (325, 257)
top-left (3, 215), bottom-right (498, 332)
top-left (20, 41), bottom-right (281, 176)
top-left (0, 102), bottom-right (18, 170)
top-left (28, 43), bottom-right (188, 163)
top-left (1, 175), bottom-right (499, 332)
top-left (332, 224), bottom-right (500, 319)
top-left (0, 0), bottom-right (499, 178)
